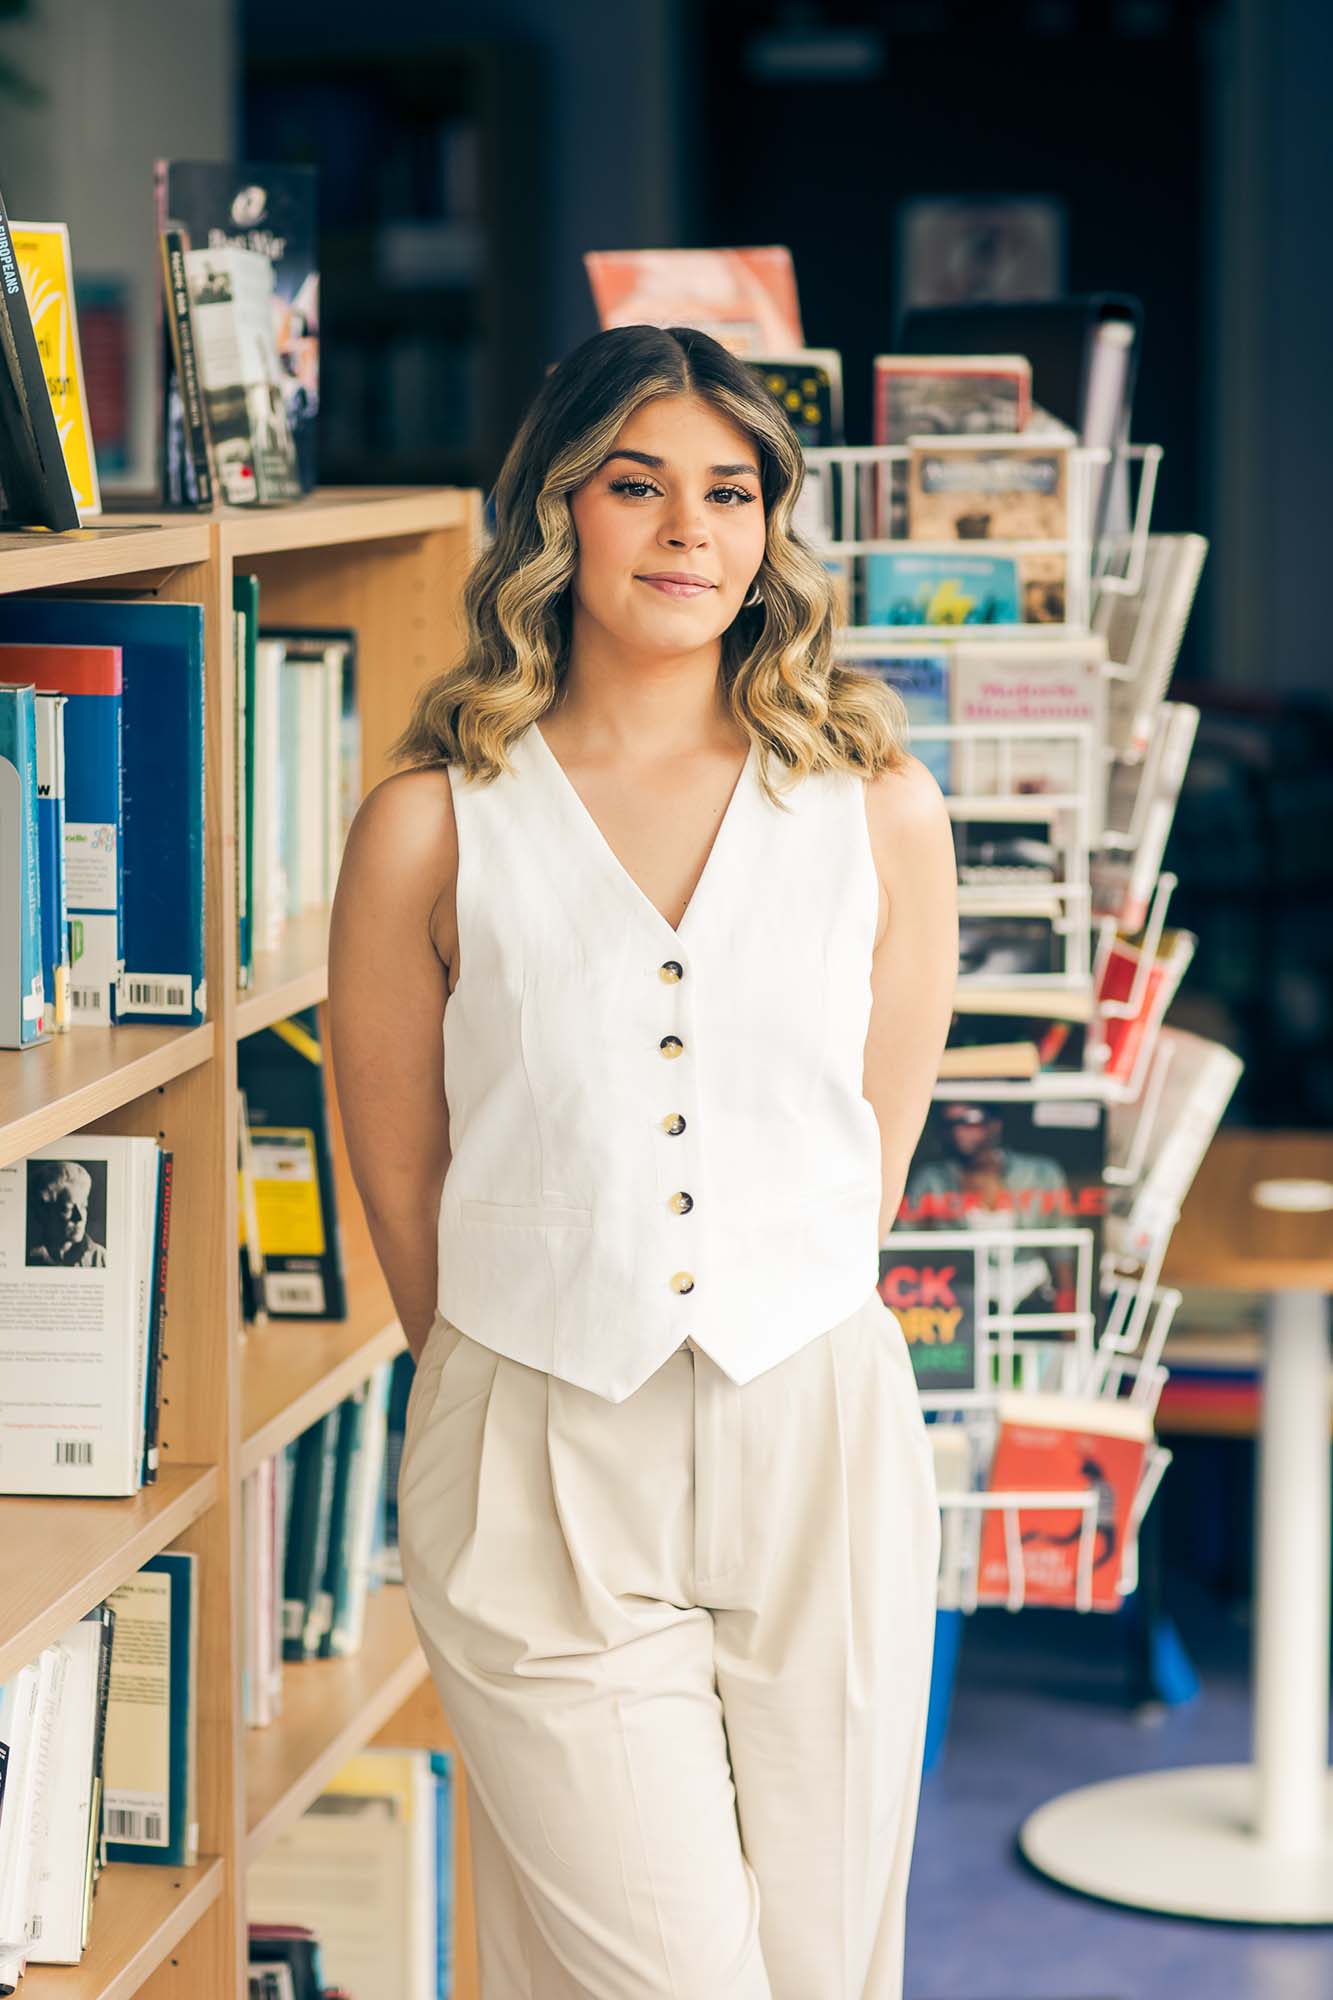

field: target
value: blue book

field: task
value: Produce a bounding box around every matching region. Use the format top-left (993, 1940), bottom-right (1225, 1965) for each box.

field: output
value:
top-left (864, 551), bottom-right (1021, 627)
top-left (104, 1550), bottom-right (198, 1867)
top-left (0, 682), bottom-right (47, 1046)
top-left (849, 650), bottom-right (952, 792)
top-left (0, 600), bottom-right (206, 1025)
top-left (430, 1750), bottom-right (455, 2000)
top-left (0, 643), bottom-right (123, 1027)
top-left (33, 691), bottom-right (69, 1032)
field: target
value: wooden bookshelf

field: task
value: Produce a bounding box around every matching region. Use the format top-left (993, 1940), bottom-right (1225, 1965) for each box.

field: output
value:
top-left (244, 1585), bottom-right (430, 1863)
top-left (19, 1858), bottom-right (225, 2000)
top-left (0, 488), bottom-right (483, 1998)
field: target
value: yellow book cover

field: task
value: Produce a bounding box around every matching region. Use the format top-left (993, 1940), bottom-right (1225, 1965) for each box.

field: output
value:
top-left (11, 221), bottom-right (102, 517)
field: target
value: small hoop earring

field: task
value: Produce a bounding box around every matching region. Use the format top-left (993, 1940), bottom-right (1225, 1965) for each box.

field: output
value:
top-left (743, 580), bottom-right (764, 609)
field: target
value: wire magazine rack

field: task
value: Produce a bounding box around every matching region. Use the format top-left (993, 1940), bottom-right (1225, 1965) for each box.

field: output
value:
top-left (799, 441), bottom-right (1162, 638)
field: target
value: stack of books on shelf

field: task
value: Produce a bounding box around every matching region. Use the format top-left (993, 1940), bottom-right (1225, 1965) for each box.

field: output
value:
top-left (248, 1747), bottom-right (455, 2000)
top-left (0, 579), bottom-right (360, 1048)
top-left (0, 1554), bottom-right (197, 1989)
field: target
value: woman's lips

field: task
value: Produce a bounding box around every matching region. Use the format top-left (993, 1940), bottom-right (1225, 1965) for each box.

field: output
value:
top-left (636, 575), bottom-right (716, 598)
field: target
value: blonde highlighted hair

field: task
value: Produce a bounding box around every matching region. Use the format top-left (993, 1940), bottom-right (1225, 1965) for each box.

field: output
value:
top-left (390, 323), bottom-right (910, 805)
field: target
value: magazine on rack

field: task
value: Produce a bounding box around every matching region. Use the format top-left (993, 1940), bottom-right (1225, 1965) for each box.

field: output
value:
top-left (896, 1093), bottom-right (1108, 1329)
top-left (1106, 1025), bottom-right (1244, 1262)
top-left (1093, 532), bottom-right (1209, 759)
top-left (744, 349), bottom-right (842, 446)
top-left (976, 1391), bottom-right (1153, 1611)
top-left (583, 245), bottom-right (804, 355)
top-left (1092, 701), bottom-right (1199, 932)
top-left (907, 435), bottom-right (1069, 625)
top-left (873, 353), bottom-right (1031, 536)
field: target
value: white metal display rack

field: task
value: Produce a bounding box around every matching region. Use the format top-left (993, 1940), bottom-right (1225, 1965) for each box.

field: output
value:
top-left (800, 440), bottom-right (1162, 637)
top-left (827, 439), bottom-right (1194, 1637)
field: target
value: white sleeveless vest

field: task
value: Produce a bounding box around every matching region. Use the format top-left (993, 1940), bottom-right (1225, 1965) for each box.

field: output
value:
top-left (436, 718), bottom-right (884, 1403)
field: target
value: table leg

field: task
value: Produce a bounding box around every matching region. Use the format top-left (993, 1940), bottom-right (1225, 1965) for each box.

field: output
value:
top-left (1253, 1287), bottom-right (1332, 1848)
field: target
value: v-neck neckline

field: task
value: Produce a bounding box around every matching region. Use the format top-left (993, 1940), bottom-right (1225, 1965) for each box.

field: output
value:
top-left (524, 720), bottom-right (758, 942)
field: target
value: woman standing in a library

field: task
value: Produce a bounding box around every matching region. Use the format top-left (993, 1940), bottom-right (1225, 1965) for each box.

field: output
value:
top-left (328, 323), bottom-right (958, 2000)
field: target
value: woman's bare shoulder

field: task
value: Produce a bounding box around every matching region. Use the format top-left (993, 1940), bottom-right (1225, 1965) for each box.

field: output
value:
top-left (861, 754), bottom-right (954, 923)
top-left (337, 765), bottom-right (459, 947)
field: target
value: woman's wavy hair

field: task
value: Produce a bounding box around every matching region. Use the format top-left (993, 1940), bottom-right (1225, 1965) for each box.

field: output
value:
top-left (390, 322), bottom-right (910, 804)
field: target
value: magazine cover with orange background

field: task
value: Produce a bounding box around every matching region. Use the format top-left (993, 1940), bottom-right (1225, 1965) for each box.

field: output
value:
top-left (584, 247), bottom-right (804, 356)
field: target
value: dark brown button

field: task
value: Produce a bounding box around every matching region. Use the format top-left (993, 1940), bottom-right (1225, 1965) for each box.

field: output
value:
top-left (662, 1112), bottom-right (686, 1136)
top-left (659, 959), bottom-right (684, 982)
top-left (670, 1191), bottom-right (693, 1214)
top-left (659, 1035), bottom-right (684, 1059)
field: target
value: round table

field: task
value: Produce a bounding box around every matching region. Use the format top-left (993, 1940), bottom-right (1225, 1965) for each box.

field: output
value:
top-left (1018, 1130), bottom-right (1333, 1922)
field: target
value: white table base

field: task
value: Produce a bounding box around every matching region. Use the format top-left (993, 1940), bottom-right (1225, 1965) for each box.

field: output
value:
top-left (1018, 1286), bottom-right (1333, 1923)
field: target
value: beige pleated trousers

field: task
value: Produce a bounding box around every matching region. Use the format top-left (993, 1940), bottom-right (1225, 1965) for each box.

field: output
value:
top-left (398, 1285), bottom-right (941, 2000)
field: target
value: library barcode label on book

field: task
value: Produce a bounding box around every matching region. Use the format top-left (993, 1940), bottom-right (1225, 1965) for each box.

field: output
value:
top-left (56, 1439), bottom-right (94, 1466)
top-left (107, 1805), bottom-right (166, 1843)
top-left (266, 1272), bottom-right (327, 1313)
top-left (120, 974), bottom-right (194, 1014)
top-left (70, 986), bottom-right (109, 1018)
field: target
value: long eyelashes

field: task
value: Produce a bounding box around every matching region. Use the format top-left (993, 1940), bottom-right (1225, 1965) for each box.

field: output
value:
top-left (607, 476), bottom-right (758, 507)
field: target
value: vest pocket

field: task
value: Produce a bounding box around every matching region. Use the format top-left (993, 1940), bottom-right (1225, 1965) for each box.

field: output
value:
top-left (458, 1197), bottom-right (593, 1228)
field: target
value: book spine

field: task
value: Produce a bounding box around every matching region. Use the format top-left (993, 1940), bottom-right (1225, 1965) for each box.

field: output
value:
top-left (0, 684), bottom-right (47, 1046)
top-left (141, 1150), bottom-right (173, 1483)
top-left (158, 230), bottom-right (214, 509)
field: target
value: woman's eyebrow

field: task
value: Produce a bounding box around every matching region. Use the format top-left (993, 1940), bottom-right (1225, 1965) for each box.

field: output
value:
top-left (599, 448), bottom-right (761, 478)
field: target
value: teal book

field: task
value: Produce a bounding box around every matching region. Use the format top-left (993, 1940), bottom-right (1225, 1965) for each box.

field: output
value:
top-left (104, 1550), bottom-right (198, 1866)
top-left (315, 1386), bottom-right (367, 1660)
top-left (0, 681), bottom-right (47, 1046)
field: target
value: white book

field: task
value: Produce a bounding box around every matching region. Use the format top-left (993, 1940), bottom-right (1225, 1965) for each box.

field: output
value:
top-left (0, 1643), bottom-right (66, 1959)
top-left (949, 633), bottom-right (1109, 836)
top-left (324, 643), bottom-right (344, 901)
top-left (247, 1792), bottom-right (416, 1999)
top-left (1109, 1027), bottom-right (1244, 1261)
top-left (1094, 533), bottom-right (1208, 759)
top-left (330, 1360), bottom-right (391, 1656)
top-left (0, 1133), bottom-right (159, 1494)
top-left (251, 639), bottom-right (286, 953)
top-left (27, 1617), bottom-right (103, 1963)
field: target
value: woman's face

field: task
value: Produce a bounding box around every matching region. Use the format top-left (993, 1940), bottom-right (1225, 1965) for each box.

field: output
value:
top-left (567, 393), bottom-right (767, 657)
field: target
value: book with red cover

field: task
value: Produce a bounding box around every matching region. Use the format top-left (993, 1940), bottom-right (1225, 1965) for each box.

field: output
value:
top-left (976, 1391), bottom-right (1151, 1610)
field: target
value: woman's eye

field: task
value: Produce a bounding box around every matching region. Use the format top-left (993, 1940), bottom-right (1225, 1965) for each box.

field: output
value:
top-left (606, 476), bottom-right (757, 507)
top-left (710, 484), bottom-right (757, 506)
top-left (608, 476), bottom-right (660, 499)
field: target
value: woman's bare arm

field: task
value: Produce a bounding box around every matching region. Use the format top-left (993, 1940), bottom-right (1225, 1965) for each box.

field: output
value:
top-left (327, 768), bottom-right (457, 1364)
top-left (863, 758), bottom-right (960, 1243)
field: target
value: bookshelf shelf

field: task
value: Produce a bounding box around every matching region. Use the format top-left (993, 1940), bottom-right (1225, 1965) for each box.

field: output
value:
top-left (0, 522), bottom-right (210, 596)
top-left (0, 486), bottom-right (483, 1995)
top-left (218, 484), bottom-right (471, 557)
top-left (0, 1023), bottom-right (215, 1171)
top-left (236, 905), bottom-right (333, 1040)
top-left (240, 1240), bottom-right (403, 1476)
top-left (0, 1463), bottom-right (220, 1682)
top-left (244, 1582), bottom-right (430, 1864)
top-left (19, 1854), bottom-right (225, 2000)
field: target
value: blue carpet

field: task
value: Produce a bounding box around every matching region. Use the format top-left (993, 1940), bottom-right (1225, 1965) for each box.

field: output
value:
top-left (905, 1579), bottom-right (1332, 2000)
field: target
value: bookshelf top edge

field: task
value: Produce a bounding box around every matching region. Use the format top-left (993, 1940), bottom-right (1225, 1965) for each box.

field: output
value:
top-left (215, 485), bottom-right (479, 557)
top-left (0, 521), bottom-right (212, 595)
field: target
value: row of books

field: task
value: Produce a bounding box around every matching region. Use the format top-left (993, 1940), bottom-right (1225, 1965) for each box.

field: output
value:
top-left (0, 586), bottom-right (360, 1047)
top-left (232, 586), bottom-right (361, 985)
top-left (0, 1551), bottom-right (197, 1987)
top-left (242, 1358), bottom-right (404, 1715)
top-left (248, 1747), bottom-right (455, 2000)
